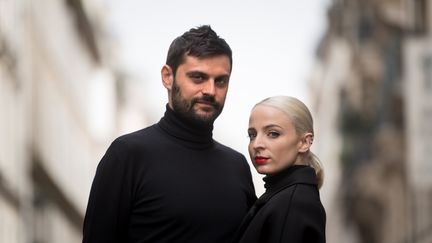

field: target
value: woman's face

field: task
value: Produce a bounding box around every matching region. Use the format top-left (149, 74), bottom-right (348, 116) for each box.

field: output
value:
top-left (247, 104), bottom-right (306, 175)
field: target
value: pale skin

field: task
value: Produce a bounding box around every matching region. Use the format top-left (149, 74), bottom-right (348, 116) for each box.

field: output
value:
top-left (247, 104), bottom-right (313, 175)
top-left (161, 55), bottom-right (231, 121)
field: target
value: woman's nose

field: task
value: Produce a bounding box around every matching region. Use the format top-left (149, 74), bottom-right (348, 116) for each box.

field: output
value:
top-left (251, 135), bottom-right (264, 150)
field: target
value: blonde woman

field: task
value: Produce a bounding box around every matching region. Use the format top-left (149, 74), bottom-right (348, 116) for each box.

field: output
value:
top-left (236, 96), bottom-right (326, 243)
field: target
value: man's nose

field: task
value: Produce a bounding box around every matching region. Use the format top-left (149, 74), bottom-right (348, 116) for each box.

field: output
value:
top-left (201, 81), bottom-right (216, 96)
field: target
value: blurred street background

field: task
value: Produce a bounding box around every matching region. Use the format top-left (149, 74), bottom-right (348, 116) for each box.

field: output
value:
top-left (1, 0), bottom-right (431, 242)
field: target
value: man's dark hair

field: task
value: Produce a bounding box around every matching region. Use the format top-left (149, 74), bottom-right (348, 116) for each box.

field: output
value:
top-left (166, 25), bottom-right (232, 76)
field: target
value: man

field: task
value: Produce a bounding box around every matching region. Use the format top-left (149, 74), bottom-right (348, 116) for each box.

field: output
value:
top-left (82, 25), bottom-right (256, 243)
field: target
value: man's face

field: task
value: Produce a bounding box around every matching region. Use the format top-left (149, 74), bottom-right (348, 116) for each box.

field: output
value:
top-left (165, 55), bottom-right (231, 125)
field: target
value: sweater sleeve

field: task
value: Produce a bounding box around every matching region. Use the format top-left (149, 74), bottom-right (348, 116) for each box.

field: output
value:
top-left (240, 154), bottom-right (258, 208)
top-left (82, 140), bottom-right (133, 243)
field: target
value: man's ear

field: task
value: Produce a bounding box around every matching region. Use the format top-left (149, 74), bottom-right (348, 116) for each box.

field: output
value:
top-left (161, 65), bottom-right (174, 90)
top-left (298, 133), bottom-right (313, 153)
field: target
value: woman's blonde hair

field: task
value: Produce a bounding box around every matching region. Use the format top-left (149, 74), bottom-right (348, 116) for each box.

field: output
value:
top-left (255, 96), bottom-right (324, 188)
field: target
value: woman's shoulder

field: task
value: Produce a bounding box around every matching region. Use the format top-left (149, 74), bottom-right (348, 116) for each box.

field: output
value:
top-left (265, 183), bottom-right (322, 211)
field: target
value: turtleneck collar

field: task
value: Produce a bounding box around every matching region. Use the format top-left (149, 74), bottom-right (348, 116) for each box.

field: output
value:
top-left (157, 104), bottom-right (214, 149)
top-left (238, 165), bottom-right (319, 227)
top-left (263, 165), bottom-right (317, 193)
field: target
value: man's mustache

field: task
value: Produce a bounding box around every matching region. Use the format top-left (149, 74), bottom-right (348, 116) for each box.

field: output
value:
top-left (192, 95), bottom-right (219, 109)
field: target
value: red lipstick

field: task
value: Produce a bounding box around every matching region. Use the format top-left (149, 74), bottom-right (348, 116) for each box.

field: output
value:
top-left (255, 156), bottom-right (268, 165)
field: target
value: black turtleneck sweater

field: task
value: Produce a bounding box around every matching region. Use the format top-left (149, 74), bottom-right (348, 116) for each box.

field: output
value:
top-left (82, 106), bottom-right (256, 243)
top-left (235, 165), bottom-right (326, 243)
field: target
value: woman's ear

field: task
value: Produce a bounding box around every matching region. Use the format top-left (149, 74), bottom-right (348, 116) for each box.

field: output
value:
top-left (161, 65), bottom-right (173, 90)
top-left (298, 133), bottom-right (313, 153)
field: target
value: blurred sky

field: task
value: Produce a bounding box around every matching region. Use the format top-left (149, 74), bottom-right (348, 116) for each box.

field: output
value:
top-left (105, 0), bottom-right (330, 194)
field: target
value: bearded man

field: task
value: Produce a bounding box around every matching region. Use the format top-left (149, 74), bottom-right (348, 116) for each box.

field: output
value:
top-left (82, 25), bottom-right (256, 243)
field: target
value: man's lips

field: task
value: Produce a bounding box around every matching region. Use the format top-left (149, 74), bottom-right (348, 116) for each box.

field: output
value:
top-left (254, 156), bottom-right (268, 164)
top-left (195, 101), bottom-right (218, 110)
top-left (196, 101), bottom-right (214, 106)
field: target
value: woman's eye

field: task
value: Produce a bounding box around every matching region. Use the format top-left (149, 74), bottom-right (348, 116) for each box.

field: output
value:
top-left (268, 131), bottom-right (280, 138)
top-left (247, 133), bottom-right (257, 140)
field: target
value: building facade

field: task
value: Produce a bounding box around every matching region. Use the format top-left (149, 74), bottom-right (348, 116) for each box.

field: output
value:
top-left (310, 0), bottom-right (432, 242)
top-left (0, 0), bottom-right (145, 242)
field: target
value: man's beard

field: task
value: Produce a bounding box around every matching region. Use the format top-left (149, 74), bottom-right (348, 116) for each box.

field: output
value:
top-left (171, 80), bottom-right (224, 126)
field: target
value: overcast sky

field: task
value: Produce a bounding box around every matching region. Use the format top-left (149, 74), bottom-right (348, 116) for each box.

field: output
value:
top-left (106, 0), bottom-right (330, 194)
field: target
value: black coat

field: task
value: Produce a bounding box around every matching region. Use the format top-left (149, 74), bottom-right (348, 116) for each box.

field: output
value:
top-left (236, 165), bottom-right (326, 243)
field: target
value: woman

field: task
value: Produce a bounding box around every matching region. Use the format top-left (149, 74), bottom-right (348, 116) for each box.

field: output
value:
top-left (236, 96), bottom-right (326, 243)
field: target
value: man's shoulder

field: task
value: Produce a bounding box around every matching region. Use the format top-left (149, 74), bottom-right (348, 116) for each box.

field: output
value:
top-left (118, 125), bottom-right (155, 140)
top-left (110, 124), bottom-right (160, 150)
top-left (213, 140), bottom-right (247, 161)
top-left (209, 142), bottom-right (253, 179)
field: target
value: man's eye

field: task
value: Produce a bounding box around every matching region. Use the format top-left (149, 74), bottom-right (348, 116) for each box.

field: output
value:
top-left (215, 78), bottom-right (229, 86)
top-left (191, 75), bottom-right (204, 81)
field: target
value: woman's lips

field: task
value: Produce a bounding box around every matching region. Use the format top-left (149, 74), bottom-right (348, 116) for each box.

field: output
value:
top-left (254, 156), bottom-right (268, 164)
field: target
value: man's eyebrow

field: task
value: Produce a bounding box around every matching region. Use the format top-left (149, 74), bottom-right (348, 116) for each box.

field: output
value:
top-left (186, 71), bottom-right (208, 76)
top-left (216, 74), bottom-right (230, 79)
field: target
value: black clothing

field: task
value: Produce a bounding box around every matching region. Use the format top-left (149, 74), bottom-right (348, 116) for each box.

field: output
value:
top-left (236, 165), bottom-right (326, 243)
top-left (82, 106), bottom-right (256, 243)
